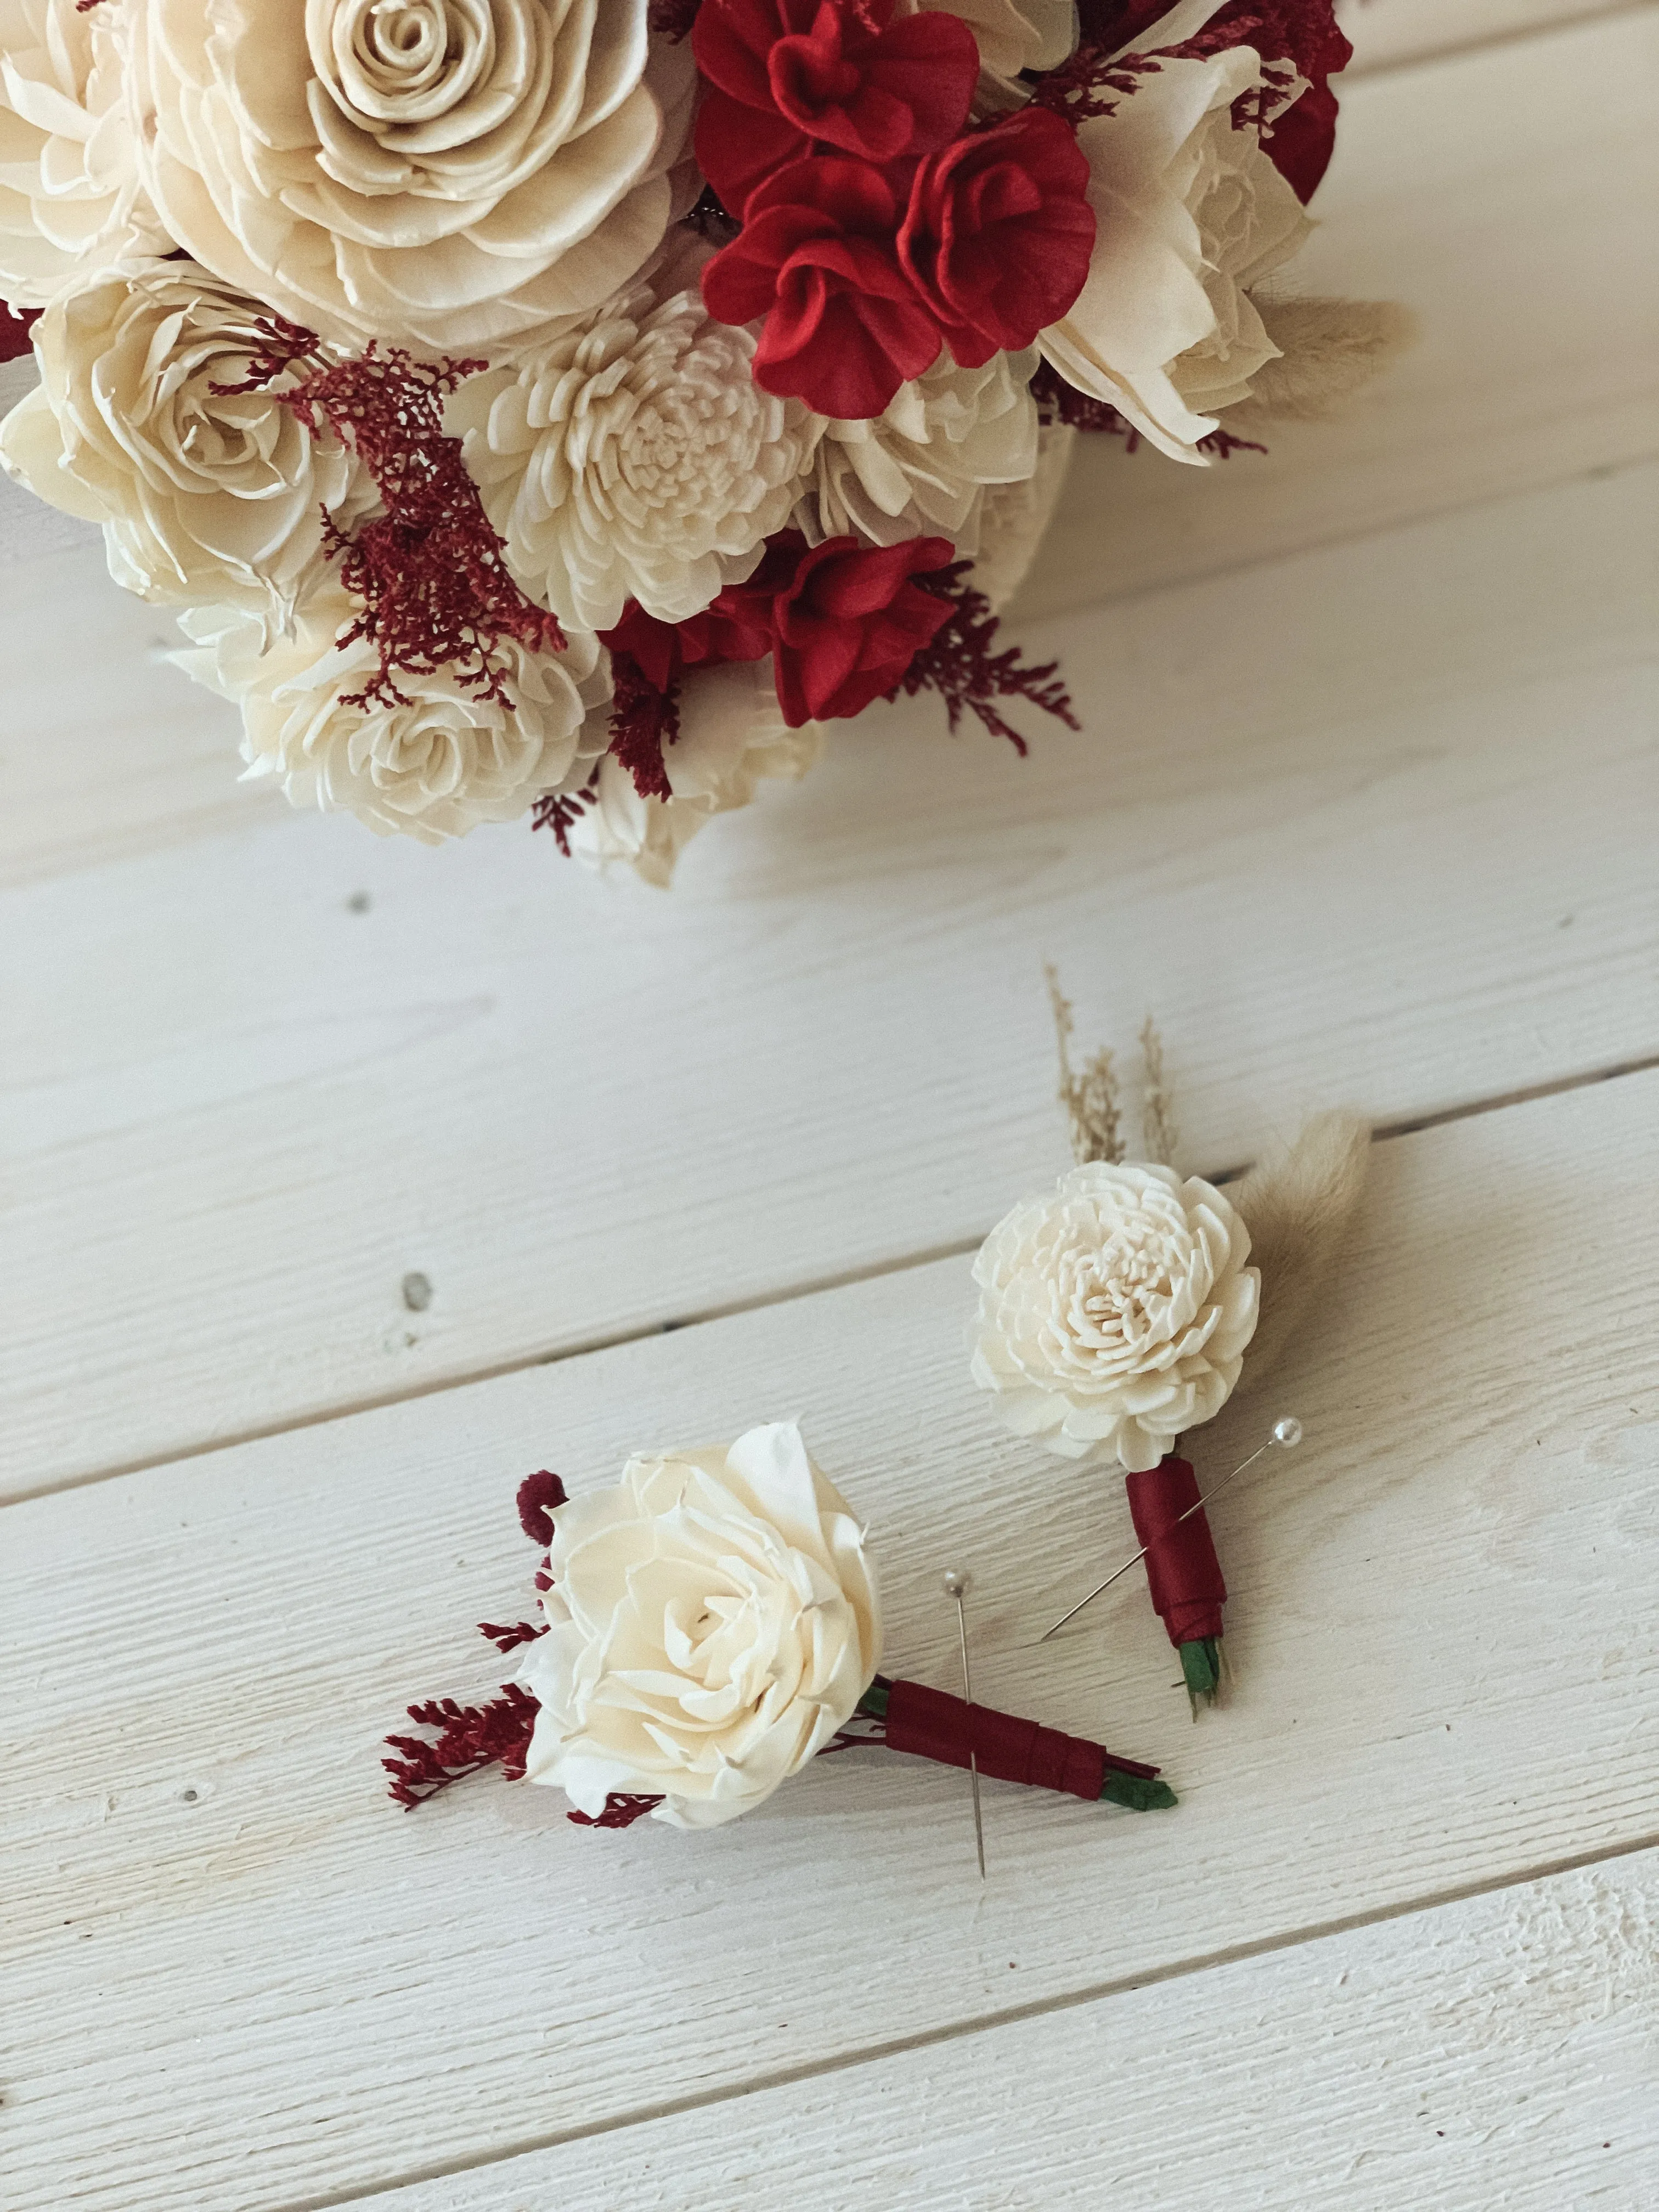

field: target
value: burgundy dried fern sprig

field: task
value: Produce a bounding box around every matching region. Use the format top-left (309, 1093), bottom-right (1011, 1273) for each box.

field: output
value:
top-left (213, 317), bottom-right (565, 713)
top-left (895, 565), bottom-right (1080, 755)
top-left (384, 1681), bottom-right (540, 1807)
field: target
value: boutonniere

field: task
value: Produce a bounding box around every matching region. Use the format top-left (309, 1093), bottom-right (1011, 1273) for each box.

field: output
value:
top-left (969, 974), bottom-right (1370, 1707)
top-left (386, 1421), bottom-right (1175, 1835)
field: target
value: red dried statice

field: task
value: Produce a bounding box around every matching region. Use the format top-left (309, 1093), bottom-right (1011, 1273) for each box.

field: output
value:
top-left (531, 771), bottom-right (601, 857)
top-left (568, 1793), bottom-right (665, 1829)
top-left (1027, 46), bottom-right (1159, 126)
top-left (893, 563), bottom-right (1079, 756)
top-left (478, 1620), bottom-right (547, 1654)
top-left (603, 651), bottom-right (681, 802)
top-left (515, 1469), bottom-right (568, 1545)
top-left (384, 1681), bottom-right (540, 1807)
top-left (217, 316), bottom-right (565, 712)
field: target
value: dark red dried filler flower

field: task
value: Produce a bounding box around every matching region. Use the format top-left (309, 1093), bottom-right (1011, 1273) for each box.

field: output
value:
top-left (215, 318), bottom-right (565, 712)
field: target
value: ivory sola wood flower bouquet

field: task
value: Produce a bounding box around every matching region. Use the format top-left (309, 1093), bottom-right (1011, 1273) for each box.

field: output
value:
top-left (1, 0), bottom-right (1407, 876)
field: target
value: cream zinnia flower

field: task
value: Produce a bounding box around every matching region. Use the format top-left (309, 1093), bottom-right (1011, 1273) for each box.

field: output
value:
top-left (800, 346), bottom-right (1039, 556)
top-left (568, 658), bottom-right (820, 886)
top-left (173, 584), bottom-right (611, 843)
top-left (518, 1421), bottom-right (881, 1830)
top-left (971, 1161), bottom-right (1260, 1471)
top-left (448, 283), bottom-right (818, 632)
top-left (0, 261), bottom-right (358, 622)
top-left (126, 0), bottom-right (695, 353)
top-left (1040, 43), bottom-right (1312, 461)
top-left (0, 0), bottom-right (170, 308)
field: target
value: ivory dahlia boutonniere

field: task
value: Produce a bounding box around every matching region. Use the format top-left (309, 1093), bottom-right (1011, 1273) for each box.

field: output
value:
top-left (970, 977), bottom-right (1370, 1705)
top-left (386, 1422), bottom-right (1176, 1829)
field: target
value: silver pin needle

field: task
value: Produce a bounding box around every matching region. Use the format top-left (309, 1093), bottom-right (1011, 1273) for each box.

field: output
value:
top-left (942, 1568), bottom-right (985, 1880)
top-left (1039, 1417), bottom-right (1305, 1644)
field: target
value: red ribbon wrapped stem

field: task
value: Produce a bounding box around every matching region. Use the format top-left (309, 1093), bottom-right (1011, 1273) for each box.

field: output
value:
top-left (1124, 1455), bottom-right (1226, 1648)
top-left (882, 1677), bottom-right (1159, 1799)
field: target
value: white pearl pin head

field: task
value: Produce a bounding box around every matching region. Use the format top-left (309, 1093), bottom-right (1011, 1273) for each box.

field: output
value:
top-left (1272, 1416), bottom-right (1304, 1448)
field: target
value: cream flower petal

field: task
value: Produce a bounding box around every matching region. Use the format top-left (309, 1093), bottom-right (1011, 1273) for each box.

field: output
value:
top-left (0, 0), bottom-right (171, 309)
top-left (518, 1423), bottom-right (881, 1829)
top-left (172, 580), bottom-right (611, 842)
top-left (127, 0), bottom-right (690, 352)
top-left (971, 1160), bottom-right (1260, 1471)
top-left (449, 278), bottom-right (819, 632)
top-left (1040, 47), bottom-right (1314, 461)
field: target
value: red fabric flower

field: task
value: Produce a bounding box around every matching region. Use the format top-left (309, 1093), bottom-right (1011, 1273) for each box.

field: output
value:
top-left (693, 0), bottom-right (979, 213)
top-left (606, 533), bottom-right (958, 728)
top-left (601, 592), bottom-right (772, 693)
top-left (898, 109), bottom-right (1094, 370)
top-left (702, 156), bottom-right (943, 419)
top-left (760, 531), bottom-right (956, 725)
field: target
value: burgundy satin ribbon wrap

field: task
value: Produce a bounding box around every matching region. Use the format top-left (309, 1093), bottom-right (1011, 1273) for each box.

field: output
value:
top-left (882, 1678), bottom-right (1160, 1799)
top-left (1124, 1455), bottom-right (1226, 1647)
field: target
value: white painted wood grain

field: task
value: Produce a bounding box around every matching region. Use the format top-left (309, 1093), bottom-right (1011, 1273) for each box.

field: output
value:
top-left (1019, 9), bottom-right (1659, 620)
top-left (1341, 0), bottom-right (1647, 76)
top-left (340, 1850), bottom-right (1659, 2212)
top-left (5, 460), bottom-right (1655, 1494)
top-left (6, 13), bottom-right (1656, 879)
top-left (5, 1076), bottom-right (1656, 2212)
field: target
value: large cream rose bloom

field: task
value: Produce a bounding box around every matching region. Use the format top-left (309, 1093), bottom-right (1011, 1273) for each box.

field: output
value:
top-left (1040, 39), bottom-right (1312, 461)
top-left (0, 0), bottom-right (170, 308)
top-left (568, 657), bottom-right (820, 886)
top-left (799, 346), bottom-right (1039, 557)
top-left (972, 1161), bottom-right (1260, 1471)
top-left (173, 581), bottom-right (610, 841)
top-left (518, 1421), bottom-right (881, 1830)
top-left (0, 261), bottom-right (359, 621)
top-left (126, 0), bottom-right (695, 353)
top-left (449, 281), bottom-right (817, 631)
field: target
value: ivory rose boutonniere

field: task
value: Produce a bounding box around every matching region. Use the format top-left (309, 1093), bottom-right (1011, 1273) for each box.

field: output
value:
top-left (387, 1421), bottom-right (1177, 1830)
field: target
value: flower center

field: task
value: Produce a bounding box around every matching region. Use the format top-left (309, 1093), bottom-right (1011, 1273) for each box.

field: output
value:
top-left (323, 0), bottom-right (498, 128)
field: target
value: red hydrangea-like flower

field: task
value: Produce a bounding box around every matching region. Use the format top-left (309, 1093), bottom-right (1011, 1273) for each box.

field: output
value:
top-left (602, 590), bottom-right (773, 692)
top-left (898, 109), bottom-right (1095, 369)
top-left (701, 157), bottom-right (943, 419)
top-left (758, 530), bottom-right (956, 725)
top-left (603, 531), bottom-right (957, 727)
top-left (693, 0), bottom-right (979, 213)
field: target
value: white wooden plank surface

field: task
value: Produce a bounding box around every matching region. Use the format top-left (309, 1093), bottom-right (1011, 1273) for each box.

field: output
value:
top-left (1341, 0), bottom-right (1646, 76)
top-left (1022, 8), bottom-right (1659, 619)
top-left (5, 13), bottom-right (1654, 884)
top-left (5, 458), bottom-right (1655, 1496)
top-left (343, 1849), bottom-right (1659, 2212)
top-left (6, 1074), bottom-right (1656, 2212)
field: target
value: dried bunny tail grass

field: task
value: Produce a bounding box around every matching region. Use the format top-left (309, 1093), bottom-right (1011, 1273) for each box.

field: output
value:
top-left (1139, 1017), bottom-right (1178, 1167)
top-left (1228, 298), bottom-right (1419, 425)
top-left (1046, 963), bottom-right (1123, 1165)
top-left (1228, 1111), bottom-right (1372, 1386)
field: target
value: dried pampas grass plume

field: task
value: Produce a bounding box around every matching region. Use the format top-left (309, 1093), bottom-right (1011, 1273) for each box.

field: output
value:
top-left (1230, 297), bottom-right (1419, 424)
top-left (1227, 1112), bottom-right (1372, 1387)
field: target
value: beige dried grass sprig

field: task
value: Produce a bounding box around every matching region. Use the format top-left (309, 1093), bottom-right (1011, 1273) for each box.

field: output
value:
top-left (1046, 963), bottom-right (1124, 1166)
top-left (1228, 297), bottom-right (1419, 425)
top-left (1226, 1111), bottom-right (1372, 1386)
